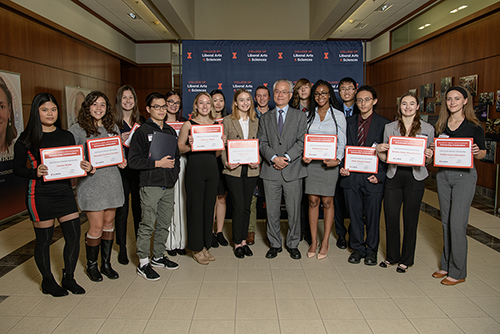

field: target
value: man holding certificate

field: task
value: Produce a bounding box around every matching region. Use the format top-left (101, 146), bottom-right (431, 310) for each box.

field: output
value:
top-left (128, 92), bottom-right (180, 281)
top-left (339, 86), bottom-right (390, 266)
top-left (259, 79), bottom-right (307, 260)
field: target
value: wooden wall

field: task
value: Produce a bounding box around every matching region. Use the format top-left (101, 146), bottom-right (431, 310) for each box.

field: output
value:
top-left (0, 7), bottom-right (122, 129)
top-left (367, 9), bottom-right (500, 189)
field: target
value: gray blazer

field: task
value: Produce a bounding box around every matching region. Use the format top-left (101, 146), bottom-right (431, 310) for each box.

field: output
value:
top-left (258, 107), bottom-right (307, 182)
top-left (383, 120), bottom-right (435, 181)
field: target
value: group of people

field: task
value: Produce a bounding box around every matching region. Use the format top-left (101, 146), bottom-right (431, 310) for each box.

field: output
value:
top-left (12, 77), bottom-right (485, 296)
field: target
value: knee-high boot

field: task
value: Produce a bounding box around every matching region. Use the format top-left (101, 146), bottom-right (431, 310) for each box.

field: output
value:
top-left (34, 226), bottom-right (68, 297)
top-left (101, 230), bottom-right (119, 279)
top-left (85, 233), bottom-right (103, 282)
top-left (60, 218), bottom-right (85, 294)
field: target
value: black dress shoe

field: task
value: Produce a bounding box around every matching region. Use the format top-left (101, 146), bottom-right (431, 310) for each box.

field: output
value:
top-left (176, 249), bottom-right (187, 256)
top-left (364, 251), bottom-right (377, 266)
top-left (234, 247), bottom-right (245, 259)
top-left (242, 245), bottom-right (253, 257)
top-left (211, 233), bottom-right (219, 248)
top-left (215, 232), bottom-right (229, 246)
top-left (348, 250), bottom-right (363, 264)
top-left (167, 250), bottom-right (177, 257)
top-left (336, 236), bottom-right (347, 249)
top-left (287, 248), bottom-right (301, 260)
top-left (265, 247), bottom-right (282, 259)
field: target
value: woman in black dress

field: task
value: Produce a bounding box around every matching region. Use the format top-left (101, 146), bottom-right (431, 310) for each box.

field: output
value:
top-left (14, 93), bottom-right (92, 296)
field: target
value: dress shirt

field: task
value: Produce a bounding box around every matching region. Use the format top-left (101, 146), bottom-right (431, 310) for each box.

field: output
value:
top-left (343, 103), bottom-right (354, 118)
top-left (308, 107), bottom-right (347, 160)
top-left (239, 117), bottom-right (249, 139)
top-left (357, 113), bottom-right (374, 146)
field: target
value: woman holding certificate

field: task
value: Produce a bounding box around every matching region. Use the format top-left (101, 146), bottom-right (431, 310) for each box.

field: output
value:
top-left (14, 93), bottom-right (90, 296)
top-left (221, 89), bottom-right (260, 258)
top-left (375, 91), bottom-right (434, 273)
top-left (69, 91), bottom-right (126, 282)
top-left (302, 80), bottom-right (346, 259)
top-left (114, 85), bottom-right (143, 265)
top-left (178, 92), bottom-right (224, 265)
top-left (432, 86), bottom-right (486, 285)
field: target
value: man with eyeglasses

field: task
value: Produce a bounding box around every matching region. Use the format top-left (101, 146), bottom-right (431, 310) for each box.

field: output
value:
top-left (258, 79), bottom-right (307, 259)
top-left (128, 92), bottom-right (180, 281)
top-left (339, 85), bottom-right (390, 266)
top-left (334, 77), bottom-right (360, 249)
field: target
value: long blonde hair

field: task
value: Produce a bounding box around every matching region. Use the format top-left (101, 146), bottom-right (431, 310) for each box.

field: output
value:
top-left (231, 89), bottom-right (256, 121)
top-left (435, 85), bottom-right (480, 135)
top-left (191, 92), bottom-right (216, 119)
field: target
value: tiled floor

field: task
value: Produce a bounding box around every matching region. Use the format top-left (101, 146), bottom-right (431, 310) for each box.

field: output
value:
top-left (0, 187), bottom-right (499, 334)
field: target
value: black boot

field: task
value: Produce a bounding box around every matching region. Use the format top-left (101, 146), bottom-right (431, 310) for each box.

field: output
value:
top-left (60, 218), bottom-right (85, 294)
top-left (115, 201), bottom-right (129, 265)
top-left (34, 226), bottom-right (68, 297)
top-left (85, 234), bottom-right (103, 282)
top-left (100, 231), bottom-right (119, 279)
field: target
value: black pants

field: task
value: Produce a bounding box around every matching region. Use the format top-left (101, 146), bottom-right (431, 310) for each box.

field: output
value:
top-left (334, 181), bottom-right (349, 237)
top-left (115, 167), bottom-right (142, 246)
top-left (383, 167), bottom-right (425, 266)
top-left (225, 167), bottom-right (257, 245)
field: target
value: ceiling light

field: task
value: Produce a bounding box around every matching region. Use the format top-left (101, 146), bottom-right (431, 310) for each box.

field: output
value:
top-left (450, 5), bottom-right (468, 14)
top-left (127, 12), bottom-right (138, 20)
top-left (356, 23), bottom-right (368, 29)
top-left (349, 19), bottom-right (355, 24)
top-left (424, 23), bottom-right (431, 27)
top-left (376, 4), bottom-right (393, 12)
top-left (458, 5), bottom-right (468, 10)
top-left (450, 9), bottom-right (458, 13)
top-left (418, 26), bottom-right (425, 30)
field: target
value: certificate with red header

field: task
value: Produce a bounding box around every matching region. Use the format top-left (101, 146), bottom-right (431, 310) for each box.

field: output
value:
top-left (191, 124), bottom-right (224, 151)
top-left (40, 145), bottom-right (86, 181)
top-left (344, 146), bottom-right (378, 174)
top-left (214, 118), bottom-right (224, 124)
top-left (303, 134), bottom-right (337, 160)
top-left (227, 139), bottom-right (259, 164)
top-left (434, 138), bottom-right (473, 168)
top-left (86, 136), bottom-right (124, 168)
top-left (387, 136), bottom-right (427, 166)
top-left (123, 123), bottom-right (140, 148)
top-left (166, 122), bottom-right (184, 136)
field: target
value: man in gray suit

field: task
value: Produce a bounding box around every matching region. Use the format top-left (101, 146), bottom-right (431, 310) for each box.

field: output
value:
top-left (258, 79), bottom-right (307, 259)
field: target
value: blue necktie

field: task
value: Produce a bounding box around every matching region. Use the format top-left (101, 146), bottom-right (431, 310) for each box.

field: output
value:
top-left (346, 108), bottom-right (352, 117)
top-left (278, 110), bottom-right (284, 135)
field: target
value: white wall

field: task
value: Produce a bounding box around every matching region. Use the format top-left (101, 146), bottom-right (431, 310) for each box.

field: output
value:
top-left (136, 44), bottom-right (172, 64)
top-left (12, 0), bottom-right (137, 62)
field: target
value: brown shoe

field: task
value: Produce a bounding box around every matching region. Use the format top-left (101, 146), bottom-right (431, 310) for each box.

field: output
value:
top-left (203, 248), bottom-right (215, 261)
top-left (441, 277), bottom-right (465, 286)
top-left (246, 232), bottom-right (255, 245)
top-left (193, 250), bottom-right (209, 265)
top-left (432, 271), bottom-right (448, 278)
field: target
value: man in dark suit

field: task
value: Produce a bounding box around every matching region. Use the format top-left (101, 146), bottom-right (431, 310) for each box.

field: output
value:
top-left (339, 85), bottom-right (390, 265)
top-left (334, 77), bottom-right (360, 249)
top-left (258, 79), bottom-right (307, 259)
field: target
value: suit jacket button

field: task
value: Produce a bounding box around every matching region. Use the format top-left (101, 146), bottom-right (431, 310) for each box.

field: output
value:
top-left (279, 143), bottom-right (282, 145)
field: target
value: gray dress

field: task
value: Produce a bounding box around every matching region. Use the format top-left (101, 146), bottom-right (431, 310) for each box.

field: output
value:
top-left (69, 123), bottom-right (125, 211)
top-left (304, 107), bottom-right (347, 196)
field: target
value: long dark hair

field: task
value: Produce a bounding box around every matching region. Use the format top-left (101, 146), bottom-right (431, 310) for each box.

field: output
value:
top-left (77, 91), bottom-right (117, 137)
top-left (210, 89), bottom-right (227, 116)
top-left (165, 90), bottom-right (184, 121)
top-left (0, 76), bottom-right (17, 147)
top-left (307, 80), bottom-right (342, 124)
top-left (115, 85), bottom-right (141, 129)
top-left (435, 85), bottom-right (480, 135)
top-left (18, 93), bottom-right (61, 153)
top-left (397, 91), bottom-right (421, 137)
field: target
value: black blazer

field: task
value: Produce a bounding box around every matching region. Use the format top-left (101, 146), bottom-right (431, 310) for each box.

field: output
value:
top-left (339, 112), bottom-right (390, 192)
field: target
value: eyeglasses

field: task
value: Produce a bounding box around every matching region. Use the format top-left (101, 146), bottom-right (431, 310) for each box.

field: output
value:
top-left (151, 105), bottom-right (168, 110)
top-left (274, 90), bottom-right (291, 95)
top-left (356, 97), bottom-right (373, 104)
top-left (314, 92), bottom-right (329, 98)
top-left (167, 100), bottom-right (180, 106)
top-left (340, 87), bottom-right (355, 92)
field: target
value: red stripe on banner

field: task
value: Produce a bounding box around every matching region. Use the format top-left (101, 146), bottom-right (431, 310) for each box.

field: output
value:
top-left (27, 150), bottom-right (40, 221)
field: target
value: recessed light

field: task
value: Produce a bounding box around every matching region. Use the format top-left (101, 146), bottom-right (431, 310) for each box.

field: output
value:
top-left (424, 23), bottom-right (431, 27)
top-left (127, 12), bottom-right (138, 20)
top-left (450, 8), bottom-right (458, 13)
top-left (418, 26), bottom-right (425, 30)
top-left (458, 5), bottom-right (468, 10)
top-left (376, 3), bottom-right (393, 12)
top-left (356, 23), bottom-right (368, 29)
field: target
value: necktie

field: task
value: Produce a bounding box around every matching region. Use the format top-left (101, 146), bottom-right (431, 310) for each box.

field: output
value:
top-left (278, 110), bottom-right (284, 135)
top-left (357, 119), bottom-right (365, 146)
top-left (346, 108), bottom-right (352, 117)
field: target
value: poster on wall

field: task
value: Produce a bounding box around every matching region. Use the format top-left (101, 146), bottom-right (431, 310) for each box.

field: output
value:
top-left (65, 86), bottom-right (92, 129)
top-left (182, 40), bottom-right (363, 119)
top-left (0, 70), bottom-right (25, 222)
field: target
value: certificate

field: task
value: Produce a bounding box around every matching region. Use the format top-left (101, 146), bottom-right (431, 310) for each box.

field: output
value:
top-left (387, 136), bottom-right (427, 166)
top-left (86, 136), bottom-right (124, 168)
top-left (303, 134), bottom-right (337, 160)
top-left (40, 145), bottom-right (86, 181)
top-left (191, 124), bottom-right (224, 151)
top-left (166, 122), bottom-right (184, 136)
top-left (344, 146), bottom-right (378, 174)
top-left (227, 139), bottom-right (259, 164)
top-left (123, 123), bottom-right (140, 148)
top-left (434, 138), bottom-right (473, 168)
